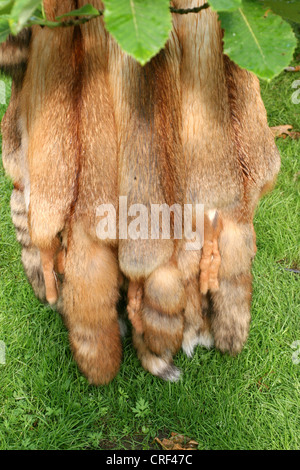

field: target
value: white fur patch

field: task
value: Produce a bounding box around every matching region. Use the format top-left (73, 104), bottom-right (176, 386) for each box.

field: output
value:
top-left (197, 331), bottom-right (214, 349)
top-left (182, 333), bottom-right (199, 358)
top-left (182, 329), bottom-right (215, 358)
top-left (207, 209), bottom-right (217, 222)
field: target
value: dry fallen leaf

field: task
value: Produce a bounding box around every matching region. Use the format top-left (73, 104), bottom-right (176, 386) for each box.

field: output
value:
top-left (155, 433), bottom-right (199, 451)
top-left (284, 65), bottom-right (300, 72)
top-left (263, 8), bottom-right (272, 18)
top-left (270, 125), bottom-right (293, 137)
top-left (270, 125), bottom-right (300, 140)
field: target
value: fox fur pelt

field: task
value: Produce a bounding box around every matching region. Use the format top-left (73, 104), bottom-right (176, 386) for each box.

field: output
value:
top-left (0, 0), bottom-right (280, 384)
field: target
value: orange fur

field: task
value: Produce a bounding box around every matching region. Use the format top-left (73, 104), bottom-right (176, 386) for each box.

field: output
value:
top-left (108, 23), bottom-right (186, 378)
top-left (62, 223), bottom-right (122, 385)
top-left (0, 30), bottom-right (48, 302)
top-left (18, 1), bottom-right (121, 385)
top-left (199, 213), bottom-right (222, 295)
top-left (40, 237), bottom-right (61, 305)
top-left (127, 282), bottom-right (143, 335)
top-left (173, 0), bottom-right (280, 357)
top-left (1, 0), bottom-right (281, 382)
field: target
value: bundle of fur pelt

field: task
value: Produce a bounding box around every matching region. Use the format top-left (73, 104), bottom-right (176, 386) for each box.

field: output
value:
top-left (0, 0), bottom-right (280, 384)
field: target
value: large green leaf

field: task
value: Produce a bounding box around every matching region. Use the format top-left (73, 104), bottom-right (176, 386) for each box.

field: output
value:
top-left (209, 0), bottom-right (242, 12)
top-left (10, 0), bottom-right (42, 33)
top-left (219, 0), bottom-right (297, 80)
top-left (0, 0), bottom-right (14, 14)
top-left (0, 16), bottom-right (10, 42)
top-left (103, 0), bottom-right (172, 65)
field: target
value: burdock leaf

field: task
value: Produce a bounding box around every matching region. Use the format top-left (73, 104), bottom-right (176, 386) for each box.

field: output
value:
top-left (104, 0), bottom-right (172, 65)
top-left (219, 0), bottom-right (297, 80)
top-left (209, 0), bottom-right (242, 12)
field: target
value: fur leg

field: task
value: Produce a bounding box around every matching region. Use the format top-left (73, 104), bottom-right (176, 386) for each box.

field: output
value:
top-left (55, 248), bottom-right (66, 275)
top-left (210, 218), bottom-right (256, 355)
top-left (40, 238), bottom-right (61, 305)
top-left (199, 211), bottom-right (222, 295)
top-left (127, 281), bottom-right (143, 335)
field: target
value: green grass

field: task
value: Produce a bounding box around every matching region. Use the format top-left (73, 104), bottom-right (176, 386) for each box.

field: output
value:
top-left (0, 58), bottom-right (299, 450)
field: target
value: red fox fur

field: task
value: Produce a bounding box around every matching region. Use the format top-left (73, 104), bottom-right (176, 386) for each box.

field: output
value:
top-left (0, 0), bottom-right (280, 384)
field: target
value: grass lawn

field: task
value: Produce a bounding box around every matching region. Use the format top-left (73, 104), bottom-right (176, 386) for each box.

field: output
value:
top-left (0, 53), bottom-right (299, 450)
